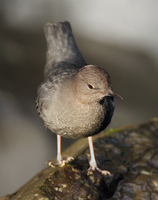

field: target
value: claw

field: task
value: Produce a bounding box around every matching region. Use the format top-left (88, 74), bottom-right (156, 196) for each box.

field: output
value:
top-left (46, 156), bottom-right (74, 168)
top-left (46, 160), bottom-right (56, 168)
top-left (87, 166), bottom-right (111, 176)
top-left (65, 156), bottom-right (74, 163)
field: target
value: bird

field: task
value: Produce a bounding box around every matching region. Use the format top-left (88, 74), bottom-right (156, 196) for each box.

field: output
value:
top-left (36, 21), bottom-right (122, 175)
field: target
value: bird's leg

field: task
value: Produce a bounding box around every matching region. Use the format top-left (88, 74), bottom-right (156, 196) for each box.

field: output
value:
top-left (56, 134), bottom-right (74, 165)
top-left (47, 134), bottom-right (74, 168)
top-left (57, 134), bottom-right (62, 164)
top-left (87, 136), bottom-right (111, 176)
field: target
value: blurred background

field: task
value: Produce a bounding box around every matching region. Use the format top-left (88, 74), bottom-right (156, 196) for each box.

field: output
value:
top-left (0, 0), bottom-right (158, 197)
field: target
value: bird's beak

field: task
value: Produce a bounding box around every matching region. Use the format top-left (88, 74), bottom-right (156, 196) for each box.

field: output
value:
top-left (113, 92), bottom-right (123, 100)
top-left (108, 91), bottom-right (123, 100)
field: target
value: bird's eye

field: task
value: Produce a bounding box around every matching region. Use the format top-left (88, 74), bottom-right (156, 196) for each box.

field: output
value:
top-left (88, 84), bottom-right (94, 89)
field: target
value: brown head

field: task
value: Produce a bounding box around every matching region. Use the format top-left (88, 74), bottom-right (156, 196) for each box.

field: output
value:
top-left (73, 65), bottom-right (122, 104)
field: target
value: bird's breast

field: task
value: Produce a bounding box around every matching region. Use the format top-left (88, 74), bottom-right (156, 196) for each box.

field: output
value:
top-left (43, 95), bottom-right (114, 139)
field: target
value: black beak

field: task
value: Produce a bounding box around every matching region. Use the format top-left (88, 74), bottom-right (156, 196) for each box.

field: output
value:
top-left (113, 92), bottom-right (123, 100)
top-left (109, 91), bottom-right (123, 100)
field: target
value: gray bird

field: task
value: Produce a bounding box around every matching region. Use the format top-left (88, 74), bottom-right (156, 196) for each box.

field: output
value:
top-left (36, 21), bottom-right (122, 175)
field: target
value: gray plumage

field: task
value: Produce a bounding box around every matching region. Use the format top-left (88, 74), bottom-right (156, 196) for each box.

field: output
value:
top-left (36, 21), bottom-right (121, 139)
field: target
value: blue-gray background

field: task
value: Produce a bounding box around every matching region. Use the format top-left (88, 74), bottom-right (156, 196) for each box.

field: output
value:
top-left (0, 0), bottom-right (158, 197)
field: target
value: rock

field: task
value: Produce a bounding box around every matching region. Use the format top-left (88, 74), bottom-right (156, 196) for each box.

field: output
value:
top-left (1, 118), bottom-right (158, 200)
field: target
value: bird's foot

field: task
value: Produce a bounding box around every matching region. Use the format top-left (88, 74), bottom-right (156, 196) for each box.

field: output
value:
top-left (87, 166), bottom-right (111, 176)
top-left (46, 156), bottom-right (74, 168)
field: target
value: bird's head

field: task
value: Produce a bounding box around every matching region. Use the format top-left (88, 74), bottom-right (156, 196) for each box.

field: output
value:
top-left (73, 65), bottom-right (122, 104)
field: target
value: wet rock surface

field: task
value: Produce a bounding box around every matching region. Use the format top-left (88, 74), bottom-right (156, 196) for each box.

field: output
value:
top-left (1, 118), bottom-right (158, 200)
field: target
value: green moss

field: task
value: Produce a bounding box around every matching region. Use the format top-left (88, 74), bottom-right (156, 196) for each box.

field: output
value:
top-left (106, 128), bottom-right (120, 135)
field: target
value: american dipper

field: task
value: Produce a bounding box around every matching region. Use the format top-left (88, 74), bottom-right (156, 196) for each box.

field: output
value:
top-left (36, 21), bottom-right (122, 175)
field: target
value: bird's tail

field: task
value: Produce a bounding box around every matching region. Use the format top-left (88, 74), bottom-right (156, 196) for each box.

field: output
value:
top-left (44, 21), bottom-right (86, 78)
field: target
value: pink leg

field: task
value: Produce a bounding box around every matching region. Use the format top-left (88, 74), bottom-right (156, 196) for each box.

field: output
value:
top-left (57, 134), bottom-right (62, 164)
top-left (88, 136), bottom-right (97, 170)
top-left (88, 136), bottom-right (111, 176)
top-left (47, 134), bottom-right (74, 167)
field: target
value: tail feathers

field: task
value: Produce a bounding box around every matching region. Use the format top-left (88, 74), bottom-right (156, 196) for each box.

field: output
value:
top-left (44, 21), bottom-right (86, 77)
